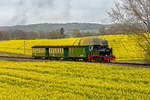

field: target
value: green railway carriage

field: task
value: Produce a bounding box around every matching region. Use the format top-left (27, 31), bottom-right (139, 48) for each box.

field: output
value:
top-left (32, 46), bottom-right (89, 59)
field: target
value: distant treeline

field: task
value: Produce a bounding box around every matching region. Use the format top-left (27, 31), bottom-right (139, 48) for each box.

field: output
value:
top-left (0, 24), bottom-right (132, 40)
top-left (0, 29), bottom-right (102, 40)
top-left (0, 30), bottom-right (65, 40)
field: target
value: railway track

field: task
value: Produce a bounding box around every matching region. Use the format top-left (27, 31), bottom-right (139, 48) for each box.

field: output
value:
top-left (0, 55), bottom-right (150, 67)
top-left (0, 56), bottom-right (33, 59)
top-left (0, 55), bottom-right (35, 62)
top-left (109, 62), bottom-right (150, 68)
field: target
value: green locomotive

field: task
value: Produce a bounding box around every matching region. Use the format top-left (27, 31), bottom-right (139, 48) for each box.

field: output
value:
top-left (32, 40), bottom-right (115, 62)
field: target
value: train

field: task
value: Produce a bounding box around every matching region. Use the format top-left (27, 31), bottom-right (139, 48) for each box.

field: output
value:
top-left (32, 39), bottom-right (115, 62)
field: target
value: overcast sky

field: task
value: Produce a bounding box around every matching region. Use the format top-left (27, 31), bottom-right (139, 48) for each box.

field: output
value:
top-left (0, 0), bottom-right (116, 26)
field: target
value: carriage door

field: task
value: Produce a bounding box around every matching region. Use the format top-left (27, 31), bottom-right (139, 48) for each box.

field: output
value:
top-left (45, 48), bottom-right (49, 57)
top-left (64, 48), bottom-right (68, 58)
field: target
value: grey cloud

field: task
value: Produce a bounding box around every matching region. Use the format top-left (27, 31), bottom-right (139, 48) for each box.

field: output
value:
top-left (11, 0), bottom-right (55, 25)
top-left (59, 0), bottom-right (72, 20)
top-left (31, 0), bottom-right (54, 8)
top-left (0, 0), bottom-right (115, 26)
top-left (11, 0), bottom-right (28, 25)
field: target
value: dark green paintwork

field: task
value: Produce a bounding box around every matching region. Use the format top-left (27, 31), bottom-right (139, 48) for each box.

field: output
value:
top-left (64, 48), bottom-right (68, 58)
top-left (46, 48), bottom-right (49, 57)
top-left (85, 46), bottom-right (89, 57)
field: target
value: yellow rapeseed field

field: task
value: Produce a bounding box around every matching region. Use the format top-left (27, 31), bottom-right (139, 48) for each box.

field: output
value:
top-left (100, 34), bottom-right (145, 61)
top-left (0, 60), bottom-right (149, 100)
top-left (0, 38), bottom-right (81, 55)
top-left (0, 34), bottom-right (146, 61)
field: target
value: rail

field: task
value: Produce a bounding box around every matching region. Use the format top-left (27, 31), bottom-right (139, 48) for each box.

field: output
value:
top-left (0, 55), bottom-right (149, 67)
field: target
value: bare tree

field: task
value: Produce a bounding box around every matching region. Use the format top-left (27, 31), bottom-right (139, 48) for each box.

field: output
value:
top-left (108, 0), bottom-right (150, 62)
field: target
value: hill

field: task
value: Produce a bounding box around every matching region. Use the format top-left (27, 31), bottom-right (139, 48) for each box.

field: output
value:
top-left (0, 23), bottom-right (110, 33)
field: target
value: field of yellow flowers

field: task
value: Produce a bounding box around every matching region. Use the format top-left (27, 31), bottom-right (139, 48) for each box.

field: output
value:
top-left (0, 34), bottom-right (146, 61)
top-left (0, 60), bottom-right (149, 99)
top-left (100, 34), bottom-right (145, 61)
